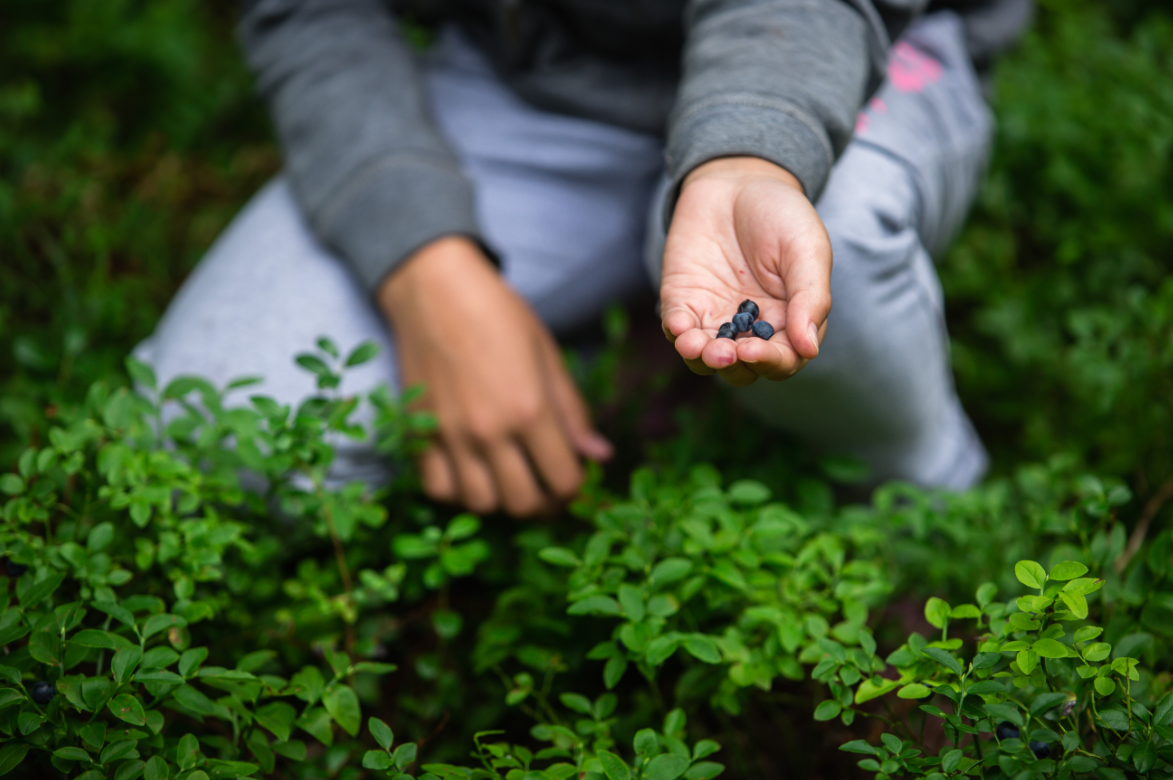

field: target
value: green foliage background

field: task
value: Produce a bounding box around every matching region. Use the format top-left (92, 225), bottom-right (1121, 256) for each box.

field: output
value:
top-left (1, 0), bottom-right (1172, 778)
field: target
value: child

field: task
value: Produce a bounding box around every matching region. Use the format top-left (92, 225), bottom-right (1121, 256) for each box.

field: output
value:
top-left (138, 0), bottom-right (1030, 515)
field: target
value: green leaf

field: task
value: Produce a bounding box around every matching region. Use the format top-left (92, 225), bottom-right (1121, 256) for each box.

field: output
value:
top-left (392, 742), bottom-right (417, 770)
top-left (897, 684), bottom-right (930, 700)
top-left (839, 741), bottom-right (878, 755)
top-left (323, 685), bottom-right (361, 737)
top-left (1016, 649), bottom-right (1039, 675)
top-left (53, 747), bottom-right (92, 762)
top-left (141, 614), bottom-right (186, 641)
top-left (1094, 678), bottom-right (1117, 697)
top-left (1083, 643), bottom-right (1112, 662)
top-left (683, 762), bottom-right (724, 780)
top-left (1059, 592), bottom-right (1088, 619)
top-left (177, 733), bottom-right (200, 770)
top-left (1030, 693), bottom-right (1069, 717)
top-left (538, 548), bottom-right (580, 568)
top-left (178, 647), bottom-right (209, 677)
top-left (143, 755), bottom-right (168, 780)
top-left (567, 595), bottom-right (621, 616)
top-left (101, 740), bottom-right (138, 765)
top-left (650, 558), bottom-right (692, 588)
top-left (363, 751), bottom-right (394, 771)
top-left (1154, 692), bottom-right (1173, 727)
top-left (1048, 561), bottom-right (1089, 581)
top-left (114, 759), bottom-right (145, 780)
top-left (296, 707), bottom-right (334, 746)
top-left (923, 647), bottom-right (963, 677)
top-left (71, 628), bottom-right (133, 649)
top-left (976, 583), bottom-right (998, 607)
top-left (125, 356), bottom-right (157, 390)
top-left (0, 474), bottom-right (24, 496)
top-left (0, 743), bottom-right (30, 777)
top-left (644, 754), bottom-right (690, 780)
top-left (559, 693), bottom-right (593, 715)
top-left (949, 604), bottom-right (981, 619)
top-left (1032, 638), bottom-right (1069, 658)
top-left (814, 700), bottom-right (842, 721)
top-left (370, 717), bottom-right (394, 751)
top-left (1063, 578), bottom-right (1104, 596)
top-left (727, 480), bottom-right (770, 505)
top-left (603, 655), bottom-right (627, 689)
top-left (19, 570), bottom-right (64, 606)
top-left (924, 598), bottom-right (951, 630)
top-left (295, 354), bottom-right (332, 377)
top-left (345, 340), bottom-right (380, 366)
top-left (112, 648), bottom-right (142, 683)
top-left (107, 693), bottom-right (147, 726)
top-left (256, 701), bottom-right (297, 742)
top-left (854, 678), bottom-right (900, 704)
top-left (617, 585), bottom-right (644, 622)
top-left (597, 750), bottom-right (631, 780)
top-left (1014, 560), bottom-right (1047, 590)
top-left (683, 634), bottom-right (722, 664)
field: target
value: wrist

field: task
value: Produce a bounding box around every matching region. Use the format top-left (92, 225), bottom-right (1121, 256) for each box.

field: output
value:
top-left (376, 235), bottom-right (495, 325)
top-left (683, 156), bottom-right (804, 194)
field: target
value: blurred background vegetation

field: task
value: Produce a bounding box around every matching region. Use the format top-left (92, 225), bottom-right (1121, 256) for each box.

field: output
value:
top-left (1, 0), bottom-right (1171, 516)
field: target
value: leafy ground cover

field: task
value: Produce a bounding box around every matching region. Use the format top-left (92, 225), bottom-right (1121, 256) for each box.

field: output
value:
top-left (2, 0), bottom-right (1172, 778)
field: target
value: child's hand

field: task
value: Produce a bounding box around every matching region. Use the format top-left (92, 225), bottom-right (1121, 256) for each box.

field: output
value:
top-left (378, 237), bottom-right (611, 517)
top-left (659, 157), bottom-right (832, 386)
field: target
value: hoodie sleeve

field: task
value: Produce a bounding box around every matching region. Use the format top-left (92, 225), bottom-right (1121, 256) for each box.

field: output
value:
top-left (239, 0), bottom-right (483, 293)
top-left (666, 0), bottom-right (922, 210)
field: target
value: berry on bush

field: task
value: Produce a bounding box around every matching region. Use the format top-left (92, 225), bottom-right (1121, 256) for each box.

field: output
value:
top-left (995, 721), bottom-right (1020, 741)
top-left (732, 312), bottom-right (753, 333)
top-left (716, 322), bottom-right (736, 340)
top-left (751, 321), bottom-right (774, 339)
top-left (30, 680), bottom-right (55, 705)
top-left (1029, 741), bottom-right (1051, 759)
top-left (4, 559), bottom-right (27, 578)
top-left (737, 299), bottom-right (760, 319)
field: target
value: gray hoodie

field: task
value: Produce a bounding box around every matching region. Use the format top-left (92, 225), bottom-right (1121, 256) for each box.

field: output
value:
top-left (239, 0), bottom-right (1030, 292)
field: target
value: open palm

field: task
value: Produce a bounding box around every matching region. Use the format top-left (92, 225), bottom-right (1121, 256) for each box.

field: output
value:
top-left (660, 158), bottom-right (833, 386)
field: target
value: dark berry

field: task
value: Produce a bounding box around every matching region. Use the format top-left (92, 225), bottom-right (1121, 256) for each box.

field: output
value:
top-left (995, 721), bottom-right (1020, 741)
top-left (751, 321), bottom-right (774, 339)
top-left (1029, 741), bottom-right (1050, 759)
top-left (4, 559), bottom-right (27, 578)
top-left (30, 680), bottom-right (55, 705)
top-left (732, 312), bottom-right (754, 333)
top-left (716, 323), bottom-right (736, 340)
top-left (737, 299), bottom-right (760, 320)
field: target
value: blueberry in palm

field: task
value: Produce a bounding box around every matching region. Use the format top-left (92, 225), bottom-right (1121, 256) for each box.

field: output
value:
top-left (716, 322), bottom-right (736, 340)
top-left (737, 299), bottom-right (760, 320)
top-left (751, 321), bottom-right (774, 339)
top-left (732, 312), bottom-right (754, 333)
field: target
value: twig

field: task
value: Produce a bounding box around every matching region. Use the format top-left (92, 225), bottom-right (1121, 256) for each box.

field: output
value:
top-left (1114, 477), bottom-right (1173, 573)
top-left (318, 488), bottom-right (356, 653)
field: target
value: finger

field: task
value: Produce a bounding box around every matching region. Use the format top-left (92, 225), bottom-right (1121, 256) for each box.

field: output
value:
top-left (781, 239), bottom-right (833, 359)
top-left (520, 412), bottom-right (585, 502)
top-left (419, 445), bottom-right (457, 503)
top-left (715, 360), bottom-right (761, 386)
top-left (449, 445), bottom-right (499, 515)
top-left (660, 306), bottom-right (702, 343)
top-left (736, 331), bottom-right (806, 381)
top-left (699, 335), bottom-right (745, 373)
top-left (486, 441), bottom-right (551, 517)
top-left (545, 354), bottom-right (613, 461)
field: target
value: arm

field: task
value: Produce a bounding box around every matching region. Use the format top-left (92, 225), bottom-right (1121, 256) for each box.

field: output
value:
top-left (242, 1), bottom-right (609, 516)
top-left (240, 0), bottom-right (482, 291)
top-left (660, 0), bottom-right (903, 384)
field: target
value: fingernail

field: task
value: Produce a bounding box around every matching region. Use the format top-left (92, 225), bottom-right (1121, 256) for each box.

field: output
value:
top-left (808, 323), bottom-right (820, 356)
top-left (584, 432), bottom-right (614, 461)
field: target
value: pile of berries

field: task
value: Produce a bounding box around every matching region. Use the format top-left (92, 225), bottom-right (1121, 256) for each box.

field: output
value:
top-left (716, 300), bottom-right (773, 341)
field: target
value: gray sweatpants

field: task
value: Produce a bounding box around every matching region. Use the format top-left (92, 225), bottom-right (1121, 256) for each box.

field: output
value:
top-left (137, 13), bottom-right (991, 489)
